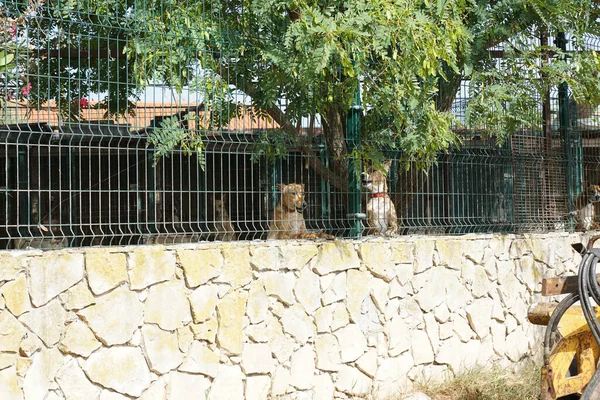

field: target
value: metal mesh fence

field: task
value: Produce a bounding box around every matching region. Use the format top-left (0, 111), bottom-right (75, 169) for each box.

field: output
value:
top-left (0, 1), bottom-right (598, 249)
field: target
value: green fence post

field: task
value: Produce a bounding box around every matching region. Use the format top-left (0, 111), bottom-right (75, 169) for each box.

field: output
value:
top-left (18, 146), bottom-right (28, 238)
top-left (347, 85), bottom-right (363, 238)
top-left (318, 140), bottom-right (331, 227)
top-left (556, 32), bottom-right (579, 231)
top-left (502, 144), bottom-right (515, 231)
top-left (70, 148), bottom-right (79, 246)
top-left (6, 153), bottom-right (14, 238)
top-left (146, 151), bottom-right (156, 235)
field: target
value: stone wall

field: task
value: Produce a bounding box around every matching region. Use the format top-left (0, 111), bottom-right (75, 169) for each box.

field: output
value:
top-left (0, 232), bottom-right (586, 399)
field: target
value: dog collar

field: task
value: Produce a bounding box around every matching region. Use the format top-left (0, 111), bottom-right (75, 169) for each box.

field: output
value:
top-left (370, 193), bottom-right (388, 198)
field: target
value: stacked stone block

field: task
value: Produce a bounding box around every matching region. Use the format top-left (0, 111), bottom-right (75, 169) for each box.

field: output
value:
top-left (0, 232), bottom-right (585, 399)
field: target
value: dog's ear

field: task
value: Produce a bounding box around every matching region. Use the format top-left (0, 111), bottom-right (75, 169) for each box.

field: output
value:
top-left (276, 183), bottom-right (286, 192)
top-left (582, 181), bottom-right (590, 188)
top-left (301, 184), bottom-right (305, 191)
top-left (222, 193), bottom-right (228, 202)
top-left (383, 160), bottom-right (393, 172)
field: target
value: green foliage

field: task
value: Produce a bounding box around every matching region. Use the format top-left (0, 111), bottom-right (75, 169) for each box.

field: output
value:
top-left (0, 21), bottom-right (30, 121)
top-left (122, 0), bottom-right (473, 169)
top-left (1, 0), bottom-right (142, 120)
top-left (465, 44), bottom-right (545, 144)
top-left (251, 130), bottom-right (301, 164)
top-left (147, 115), bottom-right (205, 168)
top-left (4, 0), bottom-right (600, 175)
top-left (0, 51), bottom-right (15, 69)
top-left (457, 0), bottom-right (600, 144)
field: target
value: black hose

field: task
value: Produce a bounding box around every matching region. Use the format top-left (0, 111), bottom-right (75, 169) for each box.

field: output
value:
top-left (544, 250), bottom-right (600, 399)
top-left (543, 240), bottom-right (600, 398)
top-left (578, 251), bottom-right (600, 399)
top-left (579, 253), bottom-right (600, 346)
top-left (583, 371), bottom-right (600, 400)
top-left (544, 292), bottom-right (580, 362)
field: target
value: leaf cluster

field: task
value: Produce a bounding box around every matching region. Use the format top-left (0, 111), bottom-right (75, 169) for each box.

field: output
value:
top-left (4, 0), bottom-right (600, 170)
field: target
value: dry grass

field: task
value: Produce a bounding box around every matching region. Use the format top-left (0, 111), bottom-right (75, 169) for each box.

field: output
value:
top-left (410, 362), bottom-right (541, 400)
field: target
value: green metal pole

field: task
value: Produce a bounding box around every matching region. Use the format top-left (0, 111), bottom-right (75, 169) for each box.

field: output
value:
top-left (6, 153), bottom-right (14, 239)
top-left (146, 151), bottom-right (156, 235)
top-left (18, 147), bottom-right (28, 238)
top-left (318, 141), bottom-right (330, 227)
top-left (70, 148), bottom-right (79, 246)
top-left (347, 85), bottom-right (364, 238)
top-left (556, 32), bottom-right (577, 230)
top-left (502, 144), bottom-right (514, 231)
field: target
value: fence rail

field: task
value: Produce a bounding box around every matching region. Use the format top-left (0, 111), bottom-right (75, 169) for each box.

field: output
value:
top-left (0, 117), bottom-right (594, 249)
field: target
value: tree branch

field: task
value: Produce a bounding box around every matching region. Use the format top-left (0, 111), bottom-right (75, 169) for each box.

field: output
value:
top-left (262, 105), bottom-right (346, 191)
top-left (218, 62), bottom-right (346, 191)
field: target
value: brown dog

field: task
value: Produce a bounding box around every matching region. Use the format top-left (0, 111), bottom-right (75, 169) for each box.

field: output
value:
top-left (207, 194), bottom-right (237, 241)
top-left (361, 161), bottom-right (398, 236)
top-left (268, 183), bottom-right (334, 240)
top-left (575, 181), bottom-right (600, 231)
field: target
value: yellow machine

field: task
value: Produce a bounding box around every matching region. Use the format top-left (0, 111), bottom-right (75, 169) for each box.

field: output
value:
top-left (530, 236), bottom-right (600, 400)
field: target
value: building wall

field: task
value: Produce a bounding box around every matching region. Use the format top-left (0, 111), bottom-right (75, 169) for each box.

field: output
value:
top-left (0, 233), bottom-right (586, 399)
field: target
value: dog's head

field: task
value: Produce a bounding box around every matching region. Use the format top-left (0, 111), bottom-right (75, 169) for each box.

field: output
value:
top-left (581, 181), bottom-right (600, 204)
top-left (361, 160), bottom-right (392, 194)
top-left (210, 194), bottom-right (230, 219)
top-left (277, 183), bottom-right (307, 213)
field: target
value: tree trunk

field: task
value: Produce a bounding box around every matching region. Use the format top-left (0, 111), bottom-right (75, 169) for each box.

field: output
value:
top-left (435, 70), bottom-right (463, 113)
top-left (392, 163), bottom-right (427, 227)
top-left (322, 103), bottom-right (349, 183)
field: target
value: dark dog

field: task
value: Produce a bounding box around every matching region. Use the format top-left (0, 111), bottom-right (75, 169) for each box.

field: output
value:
top-left (207, 194), bottom-right (237, 241)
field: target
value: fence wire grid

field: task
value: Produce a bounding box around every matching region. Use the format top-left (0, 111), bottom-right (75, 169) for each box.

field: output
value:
top-left (0, 1), bottom-right (599, 249)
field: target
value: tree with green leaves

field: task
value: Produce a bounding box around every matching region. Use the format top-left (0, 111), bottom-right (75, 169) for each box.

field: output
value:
top-left (127, 0), bottom-right (471, 187)
top-left (2, 0), bottom-right (600, 198)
